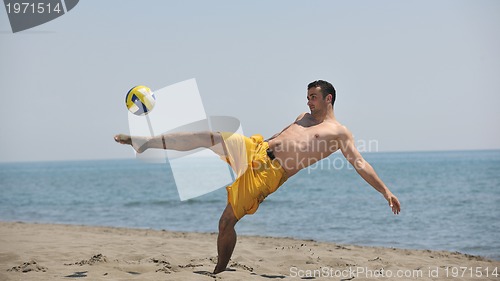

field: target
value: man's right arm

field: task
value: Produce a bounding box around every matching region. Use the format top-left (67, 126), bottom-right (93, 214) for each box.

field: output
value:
top-left (266, 112), bottom-right (306, 141)
top-left (339, 127), bottom-right (401, 215)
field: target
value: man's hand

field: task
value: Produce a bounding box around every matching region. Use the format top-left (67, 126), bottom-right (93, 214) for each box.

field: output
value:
top-left (384, 192), bottom-right (401, 215)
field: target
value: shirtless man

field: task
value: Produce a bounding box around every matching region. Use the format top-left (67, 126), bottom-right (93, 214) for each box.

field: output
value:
top-left (114, 80), bottom-right (401, 274)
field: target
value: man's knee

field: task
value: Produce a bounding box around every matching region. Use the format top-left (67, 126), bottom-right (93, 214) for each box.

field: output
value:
top-left (209, 132), bottom-right (226, 156)
top-left (211, 132), bottom-right (223, 145)
top-left (218, 207), bottom-right (237, 233)
top-left (218, 218), bottom-right (230, 233)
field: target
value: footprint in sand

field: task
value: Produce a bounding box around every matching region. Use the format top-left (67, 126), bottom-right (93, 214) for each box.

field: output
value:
top-left (8, 260), bottom-right (47, 273)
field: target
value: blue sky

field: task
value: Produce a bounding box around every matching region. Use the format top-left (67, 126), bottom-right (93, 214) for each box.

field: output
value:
top-left (1, 0), bottom-right (499, 162)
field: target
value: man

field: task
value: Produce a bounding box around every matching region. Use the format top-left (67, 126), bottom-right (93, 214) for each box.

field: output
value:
top-left (114, 80), bottom-right (401, 274)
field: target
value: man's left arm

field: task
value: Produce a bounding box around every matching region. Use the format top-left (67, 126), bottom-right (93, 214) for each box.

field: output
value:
top-left (339, 129), bottom-right (401, 215)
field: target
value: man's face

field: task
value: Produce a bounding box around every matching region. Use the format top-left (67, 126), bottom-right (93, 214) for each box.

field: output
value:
top-left (307, 86), bottom-right (328, 113)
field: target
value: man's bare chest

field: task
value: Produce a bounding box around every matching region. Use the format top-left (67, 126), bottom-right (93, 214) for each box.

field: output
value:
top-left (279, 123), bottom-right (341, 151)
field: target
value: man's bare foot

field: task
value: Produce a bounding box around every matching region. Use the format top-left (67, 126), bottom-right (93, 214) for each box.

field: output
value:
top-left (213, 266), bottom-right (225, 274)
top-left (114, 134), bottom-right (132, 145)
top-left (114, 134), bottom-right (148, 153)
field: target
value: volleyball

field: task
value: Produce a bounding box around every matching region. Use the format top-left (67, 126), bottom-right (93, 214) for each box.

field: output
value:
top-left (125, 85), bottom-right (156, 116)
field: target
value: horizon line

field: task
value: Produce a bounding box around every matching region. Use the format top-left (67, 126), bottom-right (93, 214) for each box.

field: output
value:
top-left (1, 148), bottom-right (499, 164)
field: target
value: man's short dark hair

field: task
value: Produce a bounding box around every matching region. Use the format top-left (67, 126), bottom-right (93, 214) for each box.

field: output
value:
top-left (308, 80), bottom-right (336, 106)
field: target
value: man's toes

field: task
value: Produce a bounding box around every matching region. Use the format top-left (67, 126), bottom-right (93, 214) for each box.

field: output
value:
top-left (114, 135), bottom-right (123, 143)
top-left (114, 134), bottom-right (129, 144)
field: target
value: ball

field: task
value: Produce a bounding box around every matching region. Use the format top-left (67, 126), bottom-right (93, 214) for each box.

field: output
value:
top-left (125, 85), bottom-right (156, 116)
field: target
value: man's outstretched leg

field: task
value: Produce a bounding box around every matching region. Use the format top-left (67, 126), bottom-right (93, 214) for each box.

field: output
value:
top-left (214, 203), bottom-right (238, 274)
top-left (114, 132), bottom-right (225, 154)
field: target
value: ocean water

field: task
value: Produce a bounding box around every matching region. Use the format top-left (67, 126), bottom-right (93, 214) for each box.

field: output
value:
top-left (1, 150), bottom-right (499, 260)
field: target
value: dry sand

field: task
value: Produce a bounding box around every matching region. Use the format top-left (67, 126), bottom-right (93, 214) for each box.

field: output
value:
top-left (0, 222), bottom-right (498, 280)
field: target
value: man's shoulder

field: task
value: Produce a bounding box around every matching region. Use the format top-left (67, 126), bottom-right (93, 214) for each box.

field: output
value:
top-left (295, 112), bottom-right (308, 121)
top-left (324, 121), bottom-right (351, 138)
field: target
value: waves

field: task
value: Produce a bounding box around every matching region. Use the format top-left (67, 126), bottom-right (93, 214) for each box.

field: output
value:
top-left (1, 151), bottom-right (499, 260)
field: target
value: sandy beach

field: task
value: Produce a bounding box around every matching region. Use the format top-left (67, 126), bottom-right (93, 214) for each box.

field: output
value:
top-left (0, 222), bottom-right (498, 281)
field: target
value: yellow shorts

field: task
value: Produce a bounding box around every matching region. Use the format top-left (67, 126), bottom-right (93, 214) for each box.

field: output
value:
top-left (219, 132), bottom-right (287, 220)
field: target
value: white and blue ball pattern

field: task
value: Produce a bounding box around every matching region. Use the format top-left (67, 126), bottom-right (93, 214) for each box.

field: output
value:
top-left (125, 85), bottom-right (156, 116)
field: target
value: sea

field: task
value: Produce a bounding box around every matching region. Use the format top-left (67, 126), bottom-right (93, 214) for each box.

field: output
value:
top-left (1, 150), bottom-right (499, 260)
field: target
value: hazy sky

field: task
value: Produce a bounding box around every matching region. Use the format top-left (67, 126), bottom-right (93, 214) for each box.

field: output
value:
top-left (1, 0), bottom-right (499, 162)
